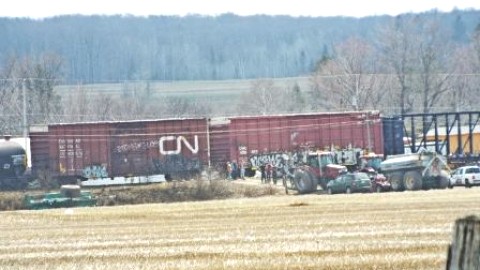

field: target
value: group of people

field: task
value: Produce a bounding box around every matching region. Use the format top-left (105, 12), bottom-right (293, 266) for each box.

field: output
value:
top-left (225, 161), bottom-right (246, 180)
top-left (225, 160), bottom-right (277, 184)
top-left (259, 162), bottom-right (276, 184)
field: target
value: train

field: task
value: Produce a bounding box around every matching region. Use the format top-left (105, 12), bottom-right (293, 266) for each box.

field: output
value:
top-left (1, 110), bottom-right (405, 190)
top-left (0, 136), bottom-right (28, 189)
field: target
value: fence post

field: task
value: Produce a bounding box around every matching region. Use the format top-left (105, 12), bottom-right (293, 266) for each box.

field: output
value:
top-left (446, 215), bottom-right (480, 270)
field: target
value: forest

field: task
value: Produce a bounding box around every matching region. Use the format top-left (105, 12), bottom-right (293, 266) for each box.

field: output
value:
top-left (0, 9), bottom-right (479, 134)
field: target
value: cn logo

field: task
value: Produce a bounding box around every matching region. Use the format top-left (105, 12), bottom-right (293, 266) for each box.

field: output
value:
top-left (159, 135), bottom-right (199, 155)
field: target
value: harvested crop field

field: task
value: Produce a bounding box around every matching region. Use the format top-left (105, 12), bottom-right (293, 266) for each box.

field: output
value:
top-left (1, 187), bottom-right (479, 270)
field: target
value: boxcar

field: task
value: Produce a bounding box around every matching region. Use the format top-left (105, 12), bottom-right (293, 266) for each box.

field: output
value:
top-left (223, 111), bottom-right (384, 174)
top-left (30, 118), bottom-right (209, 186)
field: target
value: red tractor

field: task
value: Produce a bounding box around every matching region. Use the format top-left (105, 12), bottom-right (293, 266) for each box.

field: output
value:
top-left (289, 151), bottom-right (346, 194)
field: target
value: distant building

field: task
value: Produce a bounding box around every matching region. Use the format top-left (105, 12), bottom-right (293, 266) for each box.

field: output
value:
top-left (424, 126), bottom-right (480, 154)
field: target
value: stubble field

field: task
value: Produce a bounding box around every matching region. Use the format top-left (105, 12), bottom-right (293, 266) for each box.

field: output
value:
top-left (1, 187), bottom-right (478, 270)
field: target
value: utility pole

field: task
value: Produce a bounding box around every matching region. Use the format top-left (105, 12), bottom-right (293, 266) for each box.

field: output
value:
top-left (22, 79), bottom-right (29, 165)
top-left (22, 79), bottom-right (27, 139)
top-left (206, 118), bottom-right (211, 182)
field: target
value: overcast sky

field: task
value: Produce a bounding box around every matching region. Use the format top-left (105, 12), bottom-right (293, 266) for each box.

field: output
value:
top-left (1, 0), bottom-right (480, 19)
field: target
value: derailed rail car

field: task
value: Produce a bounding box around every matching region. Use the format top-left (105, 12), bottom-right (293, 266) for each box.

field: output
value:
top-left (30, 118), bottom-right (209, 186)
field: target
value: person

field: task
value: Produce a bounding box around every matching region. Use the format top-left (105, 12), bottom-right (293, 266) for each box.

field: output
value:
top-left (240, 162), bottom-right (246, 180)
top-left (226, 161), bottom-right (232, 180)
top-left (266, 163), bottom-right (273, 183)
top-left (260, 162), bottom-right (266, 183)
top-left (231, 161), bottom-right (238, 180)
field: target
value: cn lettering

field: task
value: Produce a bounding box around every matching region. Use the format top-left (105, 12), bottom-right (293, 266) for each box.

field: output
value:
top-left (159, 135), bottom-right (199, 155)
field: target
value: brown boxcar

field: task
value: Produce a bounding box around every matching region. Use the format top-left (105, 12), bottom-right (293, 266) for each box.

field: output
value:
top-left (224, 111), bottom-right (383, 168)
top-left (30, 118), bottom-right (209, 184)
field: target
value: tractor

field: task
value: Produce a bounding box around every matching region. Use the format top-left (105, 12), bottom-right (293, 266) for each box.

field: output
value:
top-left (289, 151), bottom-right (346, 194)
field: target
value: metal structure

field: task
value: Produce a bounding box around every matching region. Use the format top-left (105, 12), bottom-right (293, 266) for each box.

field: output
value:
top-left (402, 111), bottom-right (480, 156)
top-left (24, 185), bottom-right (96, 210)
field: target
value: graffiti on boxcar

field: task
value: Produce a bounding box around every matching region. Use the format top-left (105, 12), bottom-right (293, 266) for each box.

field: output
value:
top-left (115, 140), bottom-right (158, 153)
top-left (114, 135), bottom-right (199, 155)
top-left (152, 155), bottom-right (202, 176)
top-left (249, 152), bottom-right (294, 175)
top-left (82, 164), bottom-right (108, 179)
top-left (159, 135), bottom-right (199, 155)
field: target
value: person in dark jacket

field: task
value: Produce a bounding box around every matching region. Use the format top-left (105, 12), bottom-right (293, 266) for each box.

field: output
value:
top-left (260, 163), bottom-right (266, 183)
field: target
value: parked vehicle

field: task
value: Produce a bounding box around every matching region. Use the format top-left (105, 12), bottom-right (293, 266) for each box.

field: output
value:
top-left (360, 167), bottom-right (390, 192)
top-left (449, 165), bottom-right (480, 188)
top-left (326, 172), bottom-right (372, 194)
top-left (379, 150), bottom-right (450, 191)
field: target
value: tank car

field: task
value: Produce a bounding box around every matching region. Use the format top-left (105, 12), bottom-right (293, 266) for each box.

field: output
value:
top-left (0, 138), bottom-right (28, 190)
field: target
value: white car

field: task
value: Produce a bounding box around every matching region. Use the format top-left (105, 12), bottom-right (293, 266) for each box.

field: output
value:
top-left (449, 165), bottom-right (480, 188)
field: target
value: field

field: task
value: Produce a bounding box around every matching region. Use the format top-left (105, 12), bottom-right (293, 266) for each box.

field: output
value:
top-left (54, 77), bottom-right (311, 115)
top-left (1, 186), bottom-right (479, 270)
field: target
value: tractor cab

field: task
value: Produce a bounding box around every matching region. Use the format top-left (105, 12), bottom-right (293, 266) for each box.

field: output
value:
top-left (306, 151), bottom-right (346, 180)
top-left (360, 152), bottom-right (384, 171)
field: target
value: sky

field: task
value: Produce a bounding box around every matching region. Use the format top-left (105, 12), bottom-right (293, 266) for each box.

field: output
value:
top-left (1, 0), bottom-right (480, 19)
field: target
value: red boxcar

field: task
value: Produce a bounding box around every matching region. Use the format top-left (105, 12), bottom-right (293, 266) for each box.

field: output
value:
top-left (224, 111), bottom-right (383, 167)
top-left (30, 118), bottom-right (209, 185)
top-left (29, 111), bottom-right (383, 185)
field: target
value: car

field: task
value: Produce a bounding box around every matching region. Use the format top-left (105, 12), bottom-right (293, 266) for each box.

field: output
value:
top-left (326, 172), bottom-right (372, 194)
top-left (360, 167), bottom-right (391, 192)
top-left (449, 165), bottom-right (480, 188)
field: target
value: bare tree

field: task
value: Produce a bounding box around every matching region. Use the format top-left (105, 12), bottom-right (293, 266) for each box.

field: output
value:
top-left (447, 46), bottom-right (479, 111)
top-left (236, 79), bottom-right (277, 116)
top-left (414, 16), bottom-right (454, 114)
top-left (310, 37), bottom-right (386, 111)
top-left (378, 15), bottom-right (417, 115)
top-left (0, 54), bottom-right (63, 134)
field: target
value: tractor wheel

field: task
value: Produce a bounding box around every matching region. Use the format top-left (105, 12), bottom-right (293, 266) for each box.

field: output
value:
top-left (310, 176), bottom-right (318, 192)
top-left (293, 170), bottom-right (314, 194)
top-left (403, 171), bottom-right (422, 190)
top-left (389, 172), bottom-right (404, 191)
top-left (438, 171), bottom-right (450, 189)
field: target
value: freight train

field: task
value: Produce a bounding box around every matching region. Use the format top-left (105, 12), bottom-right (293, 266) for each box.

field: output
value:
top-left (1, 111), bottom-right (405, 190)
top-left (0, 136), bottom-right (28, 189)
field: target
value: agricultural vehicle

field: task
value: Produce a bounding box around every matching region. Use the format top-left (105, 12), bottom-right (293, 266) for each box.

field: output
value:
top-left (290, 151), bottom-right (346, 194)
top-left (360, 152), bottom-right (383, 171)
top-left (379, 150), bottom-right (450, 191)
top-left (358, 152), bottom-right (390, 192)
top-left (24, 185), bottom-right (96, 210)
